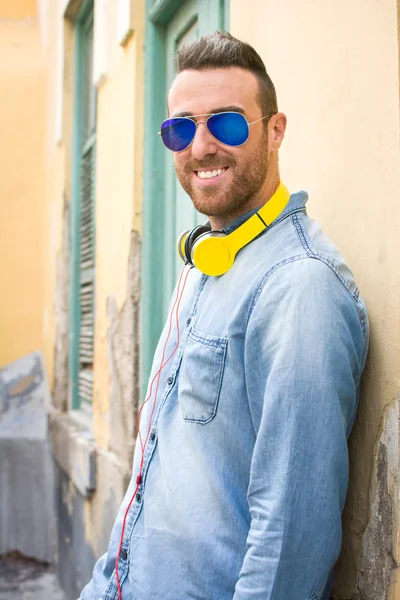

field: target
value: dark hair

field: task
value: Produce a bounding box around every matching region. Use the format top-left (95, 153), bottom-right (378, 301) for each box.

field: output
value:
top-left (176, 31), bottom-right (278, 119)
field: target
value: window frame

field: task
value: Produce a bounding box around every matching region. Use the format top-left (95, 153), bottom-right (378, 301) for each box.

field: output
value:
top-left (69, 0), bottom-right (96, 412)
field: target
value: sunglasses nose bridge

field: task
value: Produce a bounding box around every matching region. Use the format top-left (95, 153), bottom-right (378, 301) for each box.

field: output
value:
top-left (190, 118), bottom-right (218, 158)
top-left (193, 119), bottom-right (213, 141)
top-left (194, 119), bottom-right (208, 134)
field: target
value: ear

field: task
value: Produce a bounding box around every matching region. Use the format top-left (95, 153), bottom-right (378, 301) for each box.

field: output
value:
top-left (269, 112), bottom-right (287, 152)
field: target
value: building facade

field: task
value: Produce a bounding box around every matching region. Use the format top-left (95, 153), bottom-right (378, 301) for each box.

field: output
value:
top-left (0, 0), bottom-right (399, 598)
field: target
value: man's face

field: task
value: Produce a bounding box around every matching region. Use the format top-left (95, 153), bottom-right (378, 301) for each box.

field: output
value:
top-left (168, 67), bottom-right (271, 223)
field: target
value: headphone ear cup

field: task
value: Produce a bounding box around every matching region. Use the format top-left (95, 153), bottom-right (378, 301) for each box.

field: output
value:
top-left (177, 230), bottom-right (190, 263)
top-left (184, 223), bottom-right (211, 264)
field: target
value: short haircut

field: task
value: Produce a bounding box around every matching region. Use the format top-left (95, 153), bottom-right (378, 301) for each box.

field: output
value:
top-left (175, 31), bottom-right (278, 119)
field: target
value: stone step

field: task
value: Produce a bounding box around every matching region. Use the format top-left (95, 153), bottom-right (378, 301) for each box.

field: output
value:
top-left (0, 556), bottom-right (67, 600)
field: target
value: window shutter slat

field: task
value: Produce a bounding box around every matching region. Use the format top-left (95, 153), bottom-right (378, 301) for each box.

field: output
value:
top-left (78, 367), bottom-right (93, 402)
top-left (78, 142), bottom-right (96, 403)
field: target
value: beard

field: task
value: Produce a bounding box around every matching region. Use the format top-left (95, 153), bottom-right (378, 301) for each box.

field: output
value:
top-left (174, 131), bottom-right (269, 220)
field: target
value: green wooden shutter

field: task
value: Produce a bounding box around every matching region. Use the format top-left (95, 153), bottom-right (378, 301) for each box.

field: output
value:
top-left (70, 2), bottom-right (96, 412)
top-left (78, 142), bottom-right (95, 407)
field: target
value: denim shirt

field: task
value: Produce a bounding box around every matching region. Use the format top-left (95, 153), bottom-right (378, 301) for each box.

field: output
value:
top-left (81, 191), bottom-right (369, 600)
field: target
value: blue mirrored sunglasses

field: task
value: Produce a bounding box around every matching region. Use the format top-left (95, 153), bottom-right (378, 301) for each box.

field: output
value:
top-left (159, 111), bottom-right (274, 152)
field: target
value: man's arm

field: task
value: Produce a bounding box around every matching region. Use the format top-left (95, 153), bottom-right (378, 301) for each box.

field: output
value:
top-left (234, 258), bottom-right (368, 600)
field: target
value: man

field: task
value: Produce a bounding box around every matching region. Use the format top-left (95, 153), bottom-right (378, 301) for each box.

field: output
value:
top-left (80, 32), bottom-right (369, 600)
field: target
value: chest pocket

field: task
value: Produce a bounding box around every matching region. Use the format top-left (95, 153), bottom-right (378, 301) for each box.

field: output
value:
top-left (178, 327), bottom-right (228, 424)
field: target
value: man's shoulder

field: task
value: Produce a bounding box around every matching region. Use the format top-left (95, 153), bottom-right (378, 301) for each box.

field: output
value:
top-left (250, 205), bottom-right (360, 302)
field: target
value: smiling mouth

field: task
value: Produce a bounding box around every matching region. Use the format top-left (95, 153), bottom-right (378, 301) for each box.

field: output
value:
top-left (195, 167), bottom-right (228, 180)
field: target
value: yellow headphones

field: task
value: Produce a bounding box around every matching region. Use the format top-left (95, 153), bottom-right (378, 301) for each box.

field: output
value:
top-left (177, 182), bottom-right (290, 277)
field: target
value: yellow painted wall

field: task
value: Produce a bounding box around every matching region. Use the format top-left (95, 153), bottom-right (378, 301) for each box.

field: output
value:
top-left (93, 3), bottom-right (145, 448)
top-left (40, 0), bottom-right (73, 393)
top-left (0, 0), bottom-right (36, 19)
top-left (231, 0), bottom-right (400, 595)
top-left (0, 18), bottom-right (46, 368)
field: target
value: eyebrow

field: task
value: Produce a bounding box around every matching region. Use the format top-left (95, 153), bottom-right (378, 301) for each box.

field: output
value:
top-left (171, 105), bottom-right (246, 118)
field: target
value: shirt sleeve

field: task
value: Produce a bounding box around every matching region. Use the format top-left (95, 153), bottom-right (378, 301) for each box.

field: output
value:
top-left (233, 258), bottom-right (368, 600)
top-left (79, 551), bottom-right (113, 599)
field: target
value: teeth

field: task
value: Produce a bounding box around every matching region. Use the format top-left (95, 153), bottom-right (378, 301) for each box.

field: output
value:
top-left (197, 168), bottom-right (226, 179)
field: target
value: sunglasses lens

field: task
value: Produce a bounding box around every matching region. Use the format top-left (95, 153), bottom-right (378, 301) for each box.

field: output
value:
top-left (160, 118), bottom-right (196, 152)
top-left (207, 112), bottom-right (249, 146)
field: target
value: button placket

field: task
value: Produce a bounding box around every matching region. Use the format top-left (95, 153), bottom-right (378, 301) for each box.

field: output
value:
top-left (120, 548), bottom-right (128, 560)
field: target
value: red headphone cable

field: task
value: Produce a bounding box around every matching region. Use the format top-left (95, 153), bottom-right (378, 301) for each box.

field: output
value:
top-left (115, 265), bottom-right (191, 600)
top-left (137, 265), bottom-right (190, 457)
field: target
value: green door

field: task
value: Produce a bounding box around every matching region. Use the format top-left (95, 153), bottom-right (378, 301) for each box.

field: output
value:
top-left (141, 0), bottom-right (229, 399)
top-left (163, 0), bottom-right (206, 307)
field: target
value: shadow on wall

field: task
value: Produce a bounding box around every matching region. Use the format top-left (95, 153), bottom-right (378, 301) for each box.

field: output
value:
top-left (55, 463), bottom-right (121, 600)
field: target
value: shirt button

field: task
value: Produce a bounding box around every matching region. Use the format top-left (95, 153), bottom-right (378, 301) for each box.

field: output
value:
top-left (136, 492), bottom-right (142, 503)
top-left (167, 376), bottom-right (173, 385)
top-left (186, 317), bottom-right (191, 326)
top-left (120, 548), bottom-right (128, 560)
top-left (150, 431), bottom-right (156, 442)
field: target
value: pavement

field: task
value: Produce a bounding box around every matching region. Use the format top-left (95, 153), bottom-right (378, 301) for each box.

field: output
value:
top-left (0, 555), bottom-right (67, 600)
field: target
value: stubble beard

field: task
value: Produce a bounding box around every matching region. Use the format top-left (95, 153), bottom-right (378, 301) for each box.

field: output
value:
top-left (175, 132), bottom-right (270, 221)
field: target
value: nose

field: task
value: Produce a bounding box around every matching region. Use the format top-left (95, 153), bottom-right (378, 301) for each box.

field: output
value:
top-left (190, 121), bottom-right (218, 160)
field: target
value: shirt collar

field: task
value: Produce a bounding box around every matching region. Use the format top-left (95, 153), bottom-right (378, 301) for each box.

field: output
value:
top-left (223, 191), bottom-right (309, 235)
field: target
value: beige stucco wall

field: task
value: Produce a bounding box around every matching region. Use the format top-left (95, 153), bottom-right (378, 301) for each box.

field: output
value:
top-left (0, 16), bottom-right (46, 368)
top-left (231, 1), bottom-right (400, 598)
top-left (93, 3), bottom-right (145, 452)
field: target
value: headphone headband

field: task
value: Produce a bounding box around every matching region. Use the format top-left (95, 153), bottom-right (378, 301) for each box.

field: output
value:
top-left (178, 182), bottom-right (290, 276)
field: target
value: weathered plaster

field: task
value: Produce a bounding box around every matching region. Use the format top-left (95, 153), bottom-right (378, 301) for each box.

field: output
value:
top-left (54, 446), bottom-right (129, 599)
top-left (55, 466), bottom-right (96, 600)
top-left (355, 398), bottom-right (399, 600)
top-left (49, 412), bottom-right (96, 497)
top-left (355, 447), bottom-right (396, 599)
top-left (52, 195), bottom-right (70, 412)
top-left (51, 231), bottom-right (141, 594)
top-left (84, 446), bottom-right (129, 556)
top-left (333, 397), bottom-right (400, 600)
top-left (107, 230), bottom-right (141, 473)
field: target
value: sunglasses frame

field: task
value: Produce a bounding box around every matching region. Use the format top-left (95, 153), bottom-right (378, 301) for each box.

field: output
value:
top-left (159, 111), bottom-right (275, 153)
